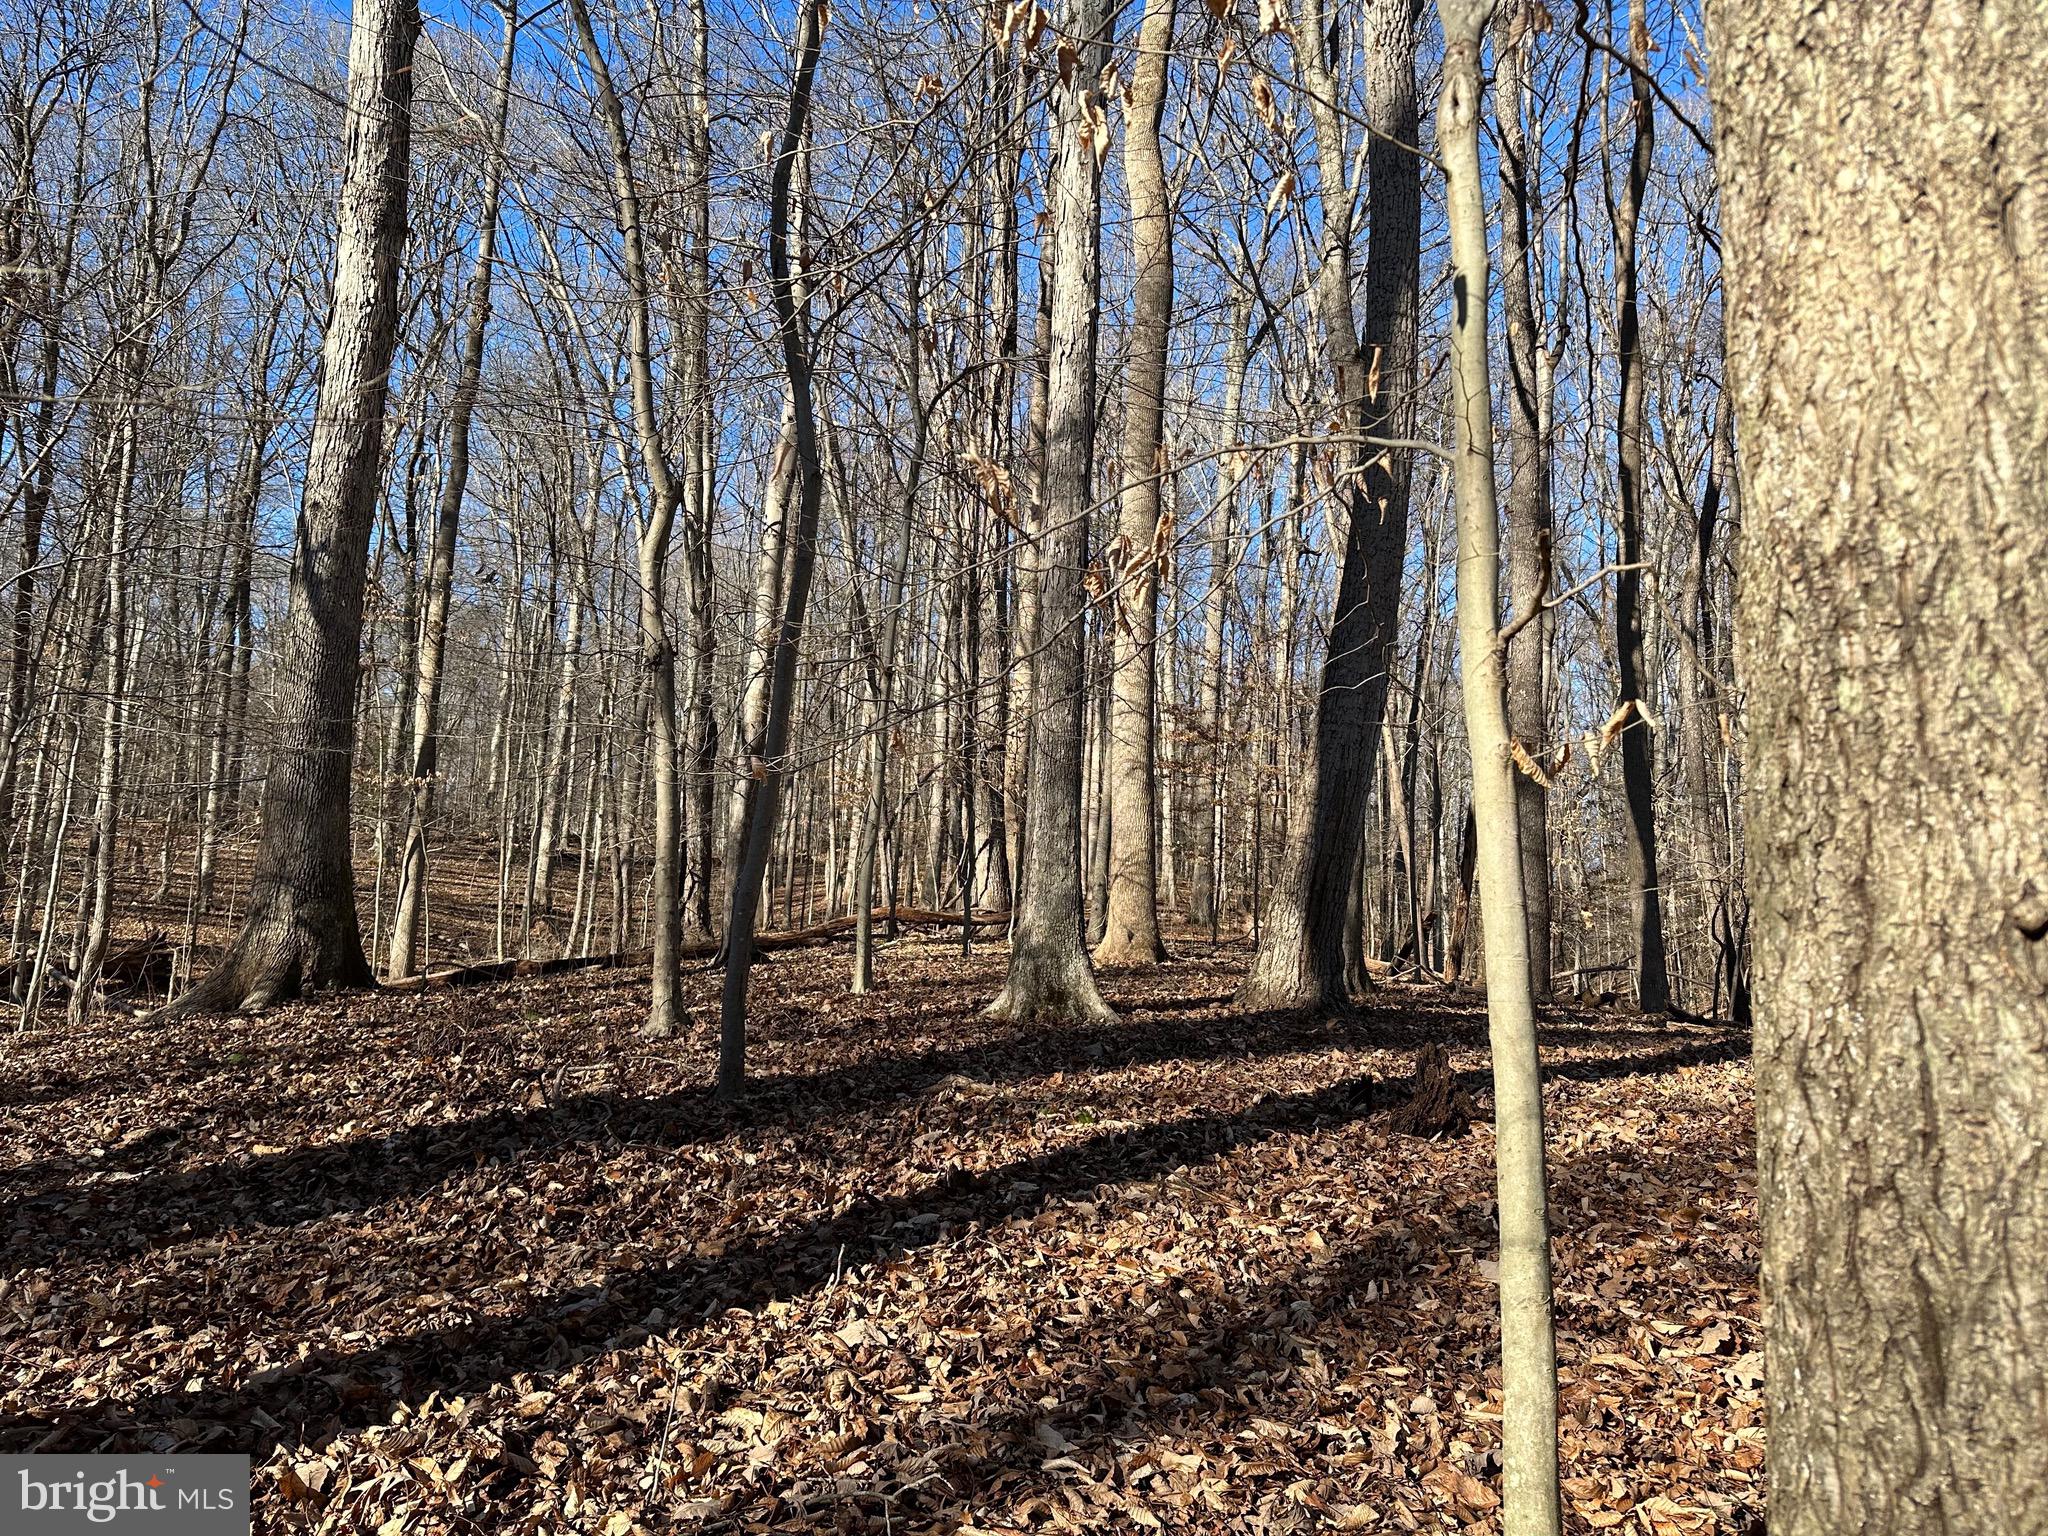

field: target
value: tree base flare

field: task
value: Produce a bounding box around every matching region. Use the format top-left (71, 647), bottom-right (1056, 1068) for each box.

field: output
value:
top-left (986, 951), bottom-right (1115, 1026)
top-left (1092, 924), bottom-right (1168, 969)
top-left (162, 896), bottom-right (375, 1018)
top-left (1234, 964), bottom-right (1359, 1019)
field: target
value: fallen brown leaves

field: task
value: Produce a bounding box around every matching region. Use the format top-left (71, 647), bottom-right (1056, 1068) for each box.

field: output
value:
top-left (0, 942), bottom-right (1761, 1534)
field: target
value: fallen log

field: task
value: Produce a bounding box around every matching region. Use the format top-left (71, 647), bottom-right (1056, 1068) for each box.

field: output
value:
top-left (384, 907), bottom-right (1010, 994)
top-left (0, 932), bottom-right (174, 1000)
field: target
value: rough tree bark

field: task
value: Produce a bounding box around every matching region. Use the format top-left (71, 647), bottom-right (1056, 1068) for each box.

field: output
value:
top-left (1438, 12), bottom-right (1562, 1533)
top-left (1610, 0), bottom-right (1671, 1012)
top-left (987, 0), bottom-right (1115, 1025)
top-left (1237, 0), bottom-right (1419, 1013)
top-left (1709, 0), bottom-right (2048, 1528)
top-left (1093, 0), bottom-right (1175, 967)
top-left (166, 0), bottom-right (422, 1014)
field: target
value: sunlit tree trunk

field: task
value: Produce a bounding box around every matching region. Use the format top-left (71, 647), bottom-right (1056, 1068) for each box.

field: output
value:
top-left (1495, 0), bottom-right (1555, 1002)
top-left (568, 0), bottom-right (688, 1034)
top-left (169, 0), bottom-right (422, 1014)
top-left (719, 0), bottom-right (827, 1095)
top-left (386, 1), bottom-right (518, 978)
top-left (1238, 0), bottom-right (1419, 1012)
top-left (988, 0), bottom-right (1114, 1025)
top-left (1094, 0), bottom-right (1175, 966)
top-left (1710, 0), bottom-right (2048, 1527)
top-left (1438, 8), bottom-right (1561, 1530)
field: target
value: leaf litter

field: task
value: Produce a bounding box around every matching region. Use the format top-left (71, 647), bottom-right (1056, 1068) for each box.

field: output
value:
top-left (0, 942), bottom-right (1762, 1534)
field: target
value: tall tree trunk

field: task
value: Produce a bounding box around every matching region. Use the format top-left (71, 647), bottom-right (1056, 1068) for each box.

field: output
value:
top-left (569, 0), bottom-right (688, 1036)
top-left (197, 416), bottom-right (268, 911)
top-left (1495, 0), bottom-right (1554, 1002)
top-left (167, 0), bottom-right (422, 1014)
top-left (1438, 8), bottom-right (1561, 1529)
top-left (1238, 0), bottom-right (1419, 1013)
top-left (676, 0), bottom-right (718, 943)
top-left (67, 408), bottom-right (138, 1023)
top-left (718, 0), bottom-right (827, 1096)
top-left (1094, 0), bottom-right (1176, 966)
top-left (1611, 0), bottom-right (1670, 1012)
top-left (0, 280), bottom-right (66, 894)
top-left (1197, 284), bottom-right (1251, 932)
top-left (1675, 393), bottom-right (1728, 1009)
top-left (531, 459), bottom-right (594, 915)
top-left (849, 237), bottom-right (926, 992)
top-left (1710, 0), bottom-right (2048, 1527)
top-left (386, 1), bottom-right (518, 979)
top-left (987, 0), bottom-right (1115, 1025)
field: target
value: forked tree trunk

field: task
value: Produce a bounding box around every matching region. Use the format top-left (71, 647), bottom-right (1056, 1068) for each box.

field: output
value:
top-left (718, 0), bottom-right (827, 1095)
top-left (1093, 0), bottom-right (1175, 967)
top-left (1437, 8), bottom-right (1561, 1531)
top-left (987, 0), bottom-right (1114, 1026)
top-left (1709, 0), bottom-right (2048, 1527)
top-left (166, 0), bottom-right (421, 1015)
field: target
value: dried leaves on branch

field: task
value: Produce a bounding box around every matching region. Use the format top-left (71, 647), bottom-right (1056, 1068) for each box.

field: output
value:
top-left (1, 948), bottom-right (1761, 1533)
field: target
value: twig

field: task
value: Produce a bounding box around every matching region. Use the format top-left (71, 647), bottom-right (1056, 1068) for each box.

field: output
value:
top-left (1498, 561), bottom-right (1649, 647)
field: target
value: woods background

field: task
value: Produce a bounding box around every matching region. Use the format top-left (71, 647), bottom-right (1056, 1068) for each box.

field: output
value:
top-left (0, 0), bottom-right (1737, 1028)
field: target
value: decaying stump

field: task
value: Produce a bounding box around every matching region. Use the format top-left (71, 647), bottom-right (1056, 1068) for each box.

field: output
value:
top-left (1382, 1042), bottom-right (1476, 1138)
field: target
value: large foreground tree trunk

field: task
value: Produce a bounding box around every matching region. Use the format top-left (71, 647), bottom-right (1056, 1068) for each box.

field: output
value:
top-left (1710, 0), bottom-right (2048, 1529)
top-left (167, 0), bottom-right (421, 1014)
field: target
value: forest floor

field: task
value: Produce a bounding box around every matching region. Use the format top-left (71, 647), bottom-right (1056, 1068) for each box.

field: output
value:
top-left (0, 939), bottom-right (1762, 1536)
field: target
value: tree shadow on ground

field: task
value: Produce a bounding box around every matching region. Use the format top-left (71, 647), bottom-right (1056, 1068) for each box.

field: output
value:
top-left (2, 1033), bottom-right (1748, 1457)
top-left (1, 978), bottom-right (1744, 1274)
top-left (805, 1122), bottom-right (1759, 1534)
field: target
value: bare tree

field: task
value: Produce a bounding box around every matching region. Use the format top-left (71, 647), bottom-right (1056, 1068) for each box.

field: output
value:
top-left (1609, 0), bottom-right (1670, 1012)
top-left (1094, 0), bottom-right (1175, 967)
top-left (719, 0), bottom-right (828, 1096)
top-left (386, 0), bottom-right (519, 980)
top-left (169, 0), bottom-right (422, 1014)
top-left (1439, 18), bottom-right (1562, 1535)
top-left (1494, 0), bottom-right (1554, 1001)
top-left (987, 0), bottom-right (1115, 1025)
top-left (1237, 0), bottom-right (1420, 1013)
top-left (567, 0), bottom-right (688, 1037)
